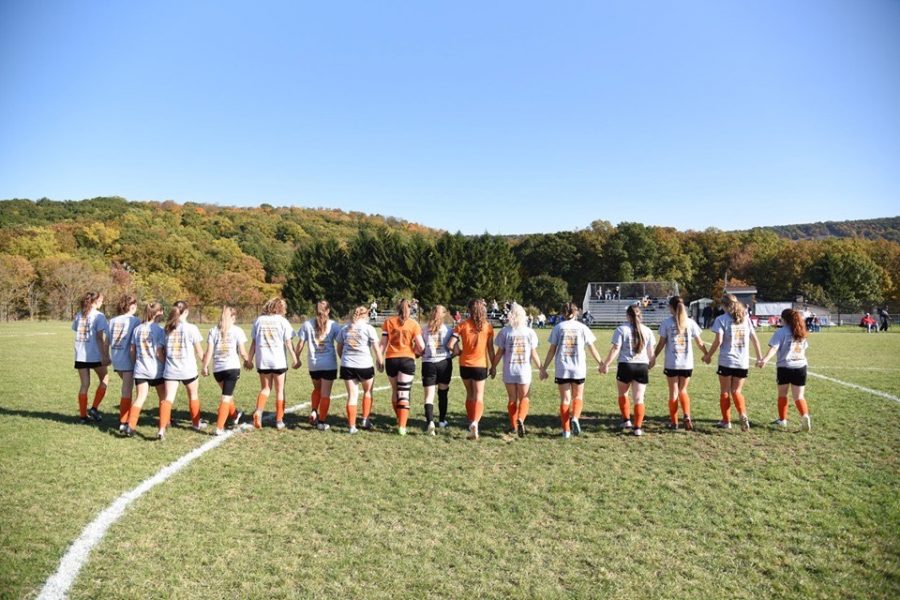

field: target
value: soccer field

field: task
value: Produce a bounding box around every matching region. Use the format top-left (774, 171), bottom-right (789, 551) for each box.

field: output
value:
top-left (1, 322), bottom-right (898, 599)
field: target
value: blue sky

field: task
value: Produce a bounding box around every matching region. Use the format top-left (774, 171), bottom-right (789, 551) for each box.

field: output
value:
top-left (1, 0), bottom-right (898, 235)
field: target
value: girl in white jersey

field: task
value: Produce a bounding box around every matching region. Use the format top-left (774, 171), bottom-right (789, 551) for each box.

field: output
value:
top-left (160, 301), bottom-right (205, 439)
top-left (72, 291), bottom-right (110, 424)
top-left (202, 306), bottom-right (250, 435)
top-left (600, 305), bottom-right (656, 437)
top-left (296, 300), bottom-right (341, 430)
top-left (652, 296), bottom-right (708, 431)
top-left (247, 297), bottom-right (299, 430)
top-left (122, 302), bottom-right (166, 437)
top-left (421, 305), bottom-right (455, 434)
top-left (108, 294), bottom-right (141, 432)
top-left (492, 303), bottom-right (540, 438)
top-left (540, 302), bottom-right (604, 439)
top-left (758, 309), bottom-right (811, 431)
top-left (703, 294), bottom-right (762, 432)
top-left (336, 306), bottom-right (385, 433)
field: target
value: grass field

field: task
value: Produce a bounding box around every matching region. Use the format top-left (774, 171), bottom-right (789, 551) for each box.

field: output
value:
top-left (1, 321), bottom-right (898, 599)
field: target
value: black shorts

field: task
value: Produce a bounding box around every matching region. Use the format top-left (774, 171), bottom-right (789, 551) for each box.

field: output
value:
top-left (213, 369), bottom-right (241, 396)
top-left (74, 361), bottom-right (102, 369)
top-left (134, 377), bottom-right (164, 387)
top-left (309, 369), bottom-right (338, 381)
top-left (422, 359), bottom-right (452, 386)
top-left (385, 357), bottom-right (416, 377)
top-left (617, 363), bottom-right (650, 384)
top-left (114, 369), bottom-right (134, 374)
top-left (257, 368), bottom-right (287, 375)
top-left (341, 366), bottom-right (375, 382)
top-left (717, 366), bottom-right (749, 379)
top-left (555, 377), bottom-right (586, 385)
top-left (459, 366), bottom-right (488, 381)
top-left (165, 376), bottom-right (198, 385)
top-left (663, 368), bottom-right (693, 378)
top-left (777, 366), bottom-right (807, 386)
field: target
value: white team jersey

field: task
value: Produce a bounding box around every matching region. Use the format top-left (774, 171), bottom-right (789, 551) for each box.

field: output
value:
top-left (658, 317), bottom-right (702, 370)
top-left (422, 324), bottom-right (454, 363)
top-left (207, 325), bottom-right (248, 372)
top-left (711, 313), bottom-right (755, 369)
top-left (163, 322), bottom-right (203, 380)
top-left (495, 325), bottom-right (538, 384)
top-left (131, 322), bottom-right (166, 380)
top-left (297, 318), bottom-right (340, 371)
top-left (72, 309), bottom-right (108, 363)
top-left (251, 315), bottom-right (294, 370)
top-left (108, 314), bottom-right (141, 371)
top-left (548, 320), bottom-right (596, 379)
top-left (769, 326), bottom-right (809, 368)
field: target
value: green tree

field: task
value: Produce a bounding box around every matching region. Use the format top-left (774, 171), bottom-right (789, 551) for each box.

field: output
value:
top-left (520, 274), bottom-right (570, 314)
top-left (810, 242), bottom-right (884, 324)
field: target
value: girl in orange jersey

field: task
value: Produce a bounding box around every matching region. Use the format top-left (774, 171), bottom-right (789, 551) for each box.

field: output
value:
top-left (72, 291), bottom-right (110, 424)
top-left (380, 298), bottom-right (426, 435)
top-left (447, 299), bottom-right (495, 440)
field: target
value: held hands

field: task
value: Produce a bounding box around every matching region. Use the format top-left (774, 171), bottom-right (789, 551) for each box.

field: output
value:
top-left (376, 360), bottom-right (384, 373)
top-left (489, 366), bottom-right (496, 380)
top-left (599, 362), bottom-right (609, 375)
top-left (243, 359), bottom-right (253, 370)
top-left (701, 353), bottom-right (712, 365)
top-left (648, 356), bottom-right (656, 370)
top-left (292, 359), bottom-right (302, 370)
top-left (539, 366), bottom-right (548, 381)
top-left (201, 366), bottom-right (209, 377)
top-left (756, 358), bottom-right (767, 369)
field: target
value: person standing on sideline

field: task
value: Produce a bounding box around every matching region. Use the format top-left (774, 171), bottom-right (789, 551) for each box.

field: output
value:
top-left (160, 301), bottom-right (205, 438)
top-left (337, 306), bottom-right (384, 433)
top-left (448, 299), bottom-right (495, 440)
top-left (652, 296), bottom-right (708, 431)
top-left (703, 294), bottom-right (763, 431)
top-left (758, 308), bottom-right (812, 431)
top-left (420, 305), bottom-right (455, 433)
top-left (202, 306), bottom-right (249, 436)
top-left (246, 297), bottom-right (298, 430)
top-left (381, 298), bottom-right (425, 435)
top-left (108, 294), bottom-right (141, 432)
top-left (296, 300), bottom-right (341, 429)
top-left (492, 303), bottom-right (540, 437)
top-left (72, 291), bottom-right (110, 424)
top-left (122, 302), bottom-right (166, 436)
top-left (599, 305), bottom-right (656, 436)
top-left (540, 302), bottom-right (604, 438)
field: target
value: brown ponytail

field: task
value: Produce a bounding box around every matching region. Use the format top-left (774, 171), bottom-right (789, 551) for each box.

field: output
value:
top-left (722, 294), bottom-right (746, 325)
top-left (315, 300), bottom-right (330, 339)
top-left (562, 302), bottom-right (579, 321)
top-left (396, 298), bottom-right (411, 325)
top-left (81, 291), bottom-right (101, 317)
top-left (781, 308), bottom-right (808, 341)
top-left (218, 305), bottom-right (235, 335)
top-left (428, 305), bottom-right (447, 336)
top-left (165, 300), bottom-right (188, 334)
top-left (627, 304), bottom-right (645, 354)
top-left (117, 294), bottom-right (138, 316)
top-left (668, 295), bottom-right (687, 334)
top-left (142, 302), bottom-right (163, 324)
top-left (468, 299), bottom-right (486, 333)
top-left (263, 297), bottom-right (287, 316)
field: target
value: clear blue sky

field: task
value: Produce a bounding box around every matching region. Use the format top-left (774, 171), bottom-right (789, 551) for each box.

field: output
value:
top-left (1, 0), bottom-right (898, 235)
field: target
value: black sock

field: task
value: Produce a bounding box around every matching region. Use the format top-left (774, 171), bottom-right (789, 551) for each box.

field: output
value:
top-left (438, 388), bottom-right (448, 421)
top-left (424, 403), bottom-right (434, 424)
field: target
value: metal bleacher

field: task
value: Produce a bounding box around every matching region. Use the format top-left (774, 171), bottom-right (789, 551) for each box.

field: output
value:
top-left (581, 281), bottom-right (680, 327)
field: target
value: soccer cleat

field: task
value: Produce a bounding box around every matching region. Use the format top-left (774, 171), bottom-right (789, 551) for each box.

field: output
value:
top-left (275, 421), bottom-right (286, 430)
top-left (771, 419), bottom-right (788, 429)
top-left (438, 420), bottom-right (449, 428)
top-left (665, 422), bottom-right (678, 430)
top-left (308, 410), bottom-right (318, 427)
top-left (683, 416), bottom-right (694, 431)
top-left (633, 427), bottom-right (644, 437)
top-left (157, 428), bottom-right (166, 440)
top-left (230, 411), bottom-right (243, 429)
top-left (79, 416), bottom-right (90, 425)
top-left (426, 421), bottom-right (436, 436)
top-left (190, 420), bottom-right (208, 432)
top-left (714, 420), bottom-right (732, 430)
top-left (119, 422), bottom-right (127, 433)
top-left (87, 407), bottom-right (102, 422)
top-left (253, 410), bottom-right (263, 429)
top-left (317, 423), bottom-right (331, 431)
top-left (123, 425), bottom-right (135, 438)
top-left (571, 418), bottom-right (581, 436)
top-left (620, 419), bottom-right (633, 431)
top-left (467, 423), bottom-right (479, 440)
top-left (562, 430), bottom-right (572, 439)
top-left (517, 419), bottom-right (526, 438)
top-left (800, 414), bottom-right (811, 432)
top-left (361, 418), bottom-right (374, 431)
top-left (740, 415), bottom-right (750, 432)
top-left (348, 426), bottom-right (359, 434)
top-left (215, 428), bottom-right (226, 436)
top-left (398, 427), bottom-right (407, 436)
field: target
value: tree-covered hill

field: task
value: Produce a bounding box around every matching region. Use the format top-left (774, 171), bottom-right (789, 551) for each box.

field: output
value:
top-left (750, 216), bottom-right (900, 242)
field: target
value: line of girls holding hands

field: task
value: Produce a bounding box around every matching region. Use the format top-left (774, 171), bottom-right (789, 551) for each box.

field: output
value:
top-left (72, 292), bottom-right (812, 439)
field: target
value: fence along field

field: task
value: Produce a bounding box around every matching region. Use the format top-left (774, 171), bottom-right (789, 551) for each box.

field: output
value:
top-left (0, 321), bottom-right (898, 599)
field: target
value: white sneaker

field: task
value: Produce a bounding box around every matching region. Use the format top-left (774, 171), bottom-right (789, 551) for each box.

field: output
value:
top-left (571, 418), bottom-right (581, 436)
top-left (800, 414), bottom-right (811, 432)
top-left (620, 419), bottom-right (633, 430)
top-left (215, 428), bottom-right (225, 436)
top-left (467, 423), bottom-right (479, 440)
top-left (715, 420), bottom-right (732, 430)
top-left (308, 410), bottom-right (318, 427)
top-left (118, 423), bottom-right (126, 433)
top-left (348, 427), bottom-right (358, 434)
top-left (398, 427), bottom-right (407, 436)
top-left (438, 420), bottom-right (449, 428)
top-left (190, 420), bottom-right (208, 432)
top-left (157, 428), bottom-right (165, 440)
top-left (275, 421), bottom-right (286, 430)
top-left (562, 430), bottom-right (572, 439)
top-left (426, 421), bottom-right (436, 436)
top-left (772, 419), bottom-right (788, 428)
top-left (317, 423), bottom-right (331, 431)
top-left (740, 414), bottom-right (751, 432)
top-left (633, 427), bottom-right (644, 437)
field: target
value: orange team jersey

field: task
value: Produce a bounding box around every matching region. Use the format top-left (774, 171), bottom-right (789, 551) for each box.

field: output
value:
top-left (383, 317), bottom-right (422, 359)
top-left (454, 319), bottom-right (494, 367)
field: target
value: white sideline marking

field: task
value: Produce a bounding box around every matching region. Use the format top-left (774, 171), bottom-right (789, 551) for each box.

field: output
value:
top-left (38, 385), bottom-right (391, 600)
top-left (0, 332), bottom-right (57, 337)
top-left (808, 371), bottom-right (900, 403)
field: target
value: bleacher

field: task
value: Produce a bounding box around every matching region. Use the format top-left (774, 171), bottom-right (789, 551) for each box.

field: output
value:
top-left (582, 298), bottom-right (671, 327)
top-left (581, 281), bottom-right (680, 327)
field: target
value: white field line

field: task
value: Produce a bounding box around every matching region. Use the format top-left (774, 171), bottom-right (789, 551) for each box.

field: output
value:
top-left (807, 371), bottom-right (900, 403)
top-left (38, 385), bottom-right (390, 600)
top-left (811, 366), bottom-right (900, 372)
top-left (0, 332), bottom-right (57, 337)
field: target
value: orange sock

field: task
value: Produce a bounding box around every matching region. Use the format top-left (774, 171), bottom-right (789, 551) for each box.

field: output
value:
top-left (127, 403), bottom-right (142, 429)
top-left (719, 393), bottom-right (731, 422)
top-left (275, 399), bottom-right (285, 423)
top-left (618, 395), bottom-right (630, 420)
top-left (398, 404), bottom-right (409, 428)
top-left (473, 400), bottom-right (484, 423)
top-left (78, 393), bottom-right (88, 418)
top-left (311, 389), bottom-right (321, 413)
top-left (560, 403), bottom-right (571, 432)
top-left (319, 396), bottom-right (330, 423)
top-left (159, 400), bottom-right (172, 429)
top-left (229, 403), bottom-right (238, 419)
top-left (794, 399), bottom-right (808, 416)
top-left (255, 392), bottom-right (268, 412)
top-left (572, 397), bottom-right (584, 420)
top-left (733, 392), bottom-right (746, 416)
top-left (507, 401), bottom-right (517, 429)
top-left (668, 398), bottom-right (678, 425)
top-left (465, 399), bottom-right (475, 423)
top-left (518, 397), bottom-right (530, 422)
top-left (346, 403), bottom-right (357, 427)
top-left (92, 384), bottom-right (107, 409)
top-left (119, 397), bottom-right (132, 423)
top-left (679, 391), bottom-right (691, 416)
top-left (777, 396), bottom-right (789, 420)
top-left (216, 402), bottom-right (231, 430)
top-left (635, 403), bottom-right (646, 428)
top-left (362, 393), bottom-right (372, 419)
top-left (188, 397), bottom-right (201, 426)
